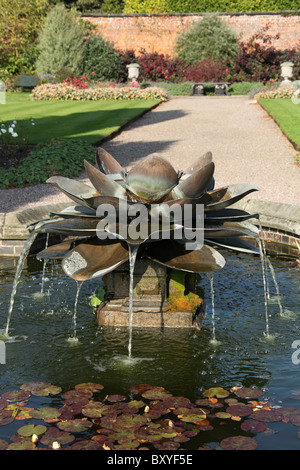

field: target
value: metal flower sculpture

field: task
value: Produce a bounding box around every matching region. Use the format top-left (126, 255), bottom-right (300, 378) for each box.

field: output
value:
top-left (36, 148), bottom-right (259, 281)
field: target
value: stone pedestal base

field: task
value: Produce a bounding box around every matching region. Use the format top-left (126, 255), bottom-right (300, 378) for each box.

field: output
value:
top-left (96, 259), bottom-right (205, 329)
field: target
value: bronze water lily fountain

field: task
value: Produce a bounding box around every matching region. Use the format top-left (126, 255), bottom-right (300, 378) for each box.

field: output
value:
top-left (36, 148), bottom-right (259, 280)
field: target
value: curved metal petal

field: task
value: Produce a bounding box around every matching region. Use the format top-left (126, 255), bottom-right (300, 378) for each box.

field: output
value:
top-left (205, 208), bottom-right (259, 223)
top-left (124, 154), bottom-right (179, 203)
top-left (206, 183), bottom-right (259, 212)
top-left (39, 217), bottom-right (100, 237)
top-left (96, 147), bottom-right (124, 175)
top-left (84, 160), bottom-right (127, 198)
top-left (47, 176), bottom-right (98, 208)
top-left (183, 151), bottom-right (212, 174)
top-left (146, 240), bottom-right (226, 273)
top-left (204, 221), bottom-right (259, 239)
top-left (104, 220), bottom-right (183, 245)
top-left (171, 162), bottom-right (215, 199)
top-left (37, 240), bottom-right (77, 259)
top-left (49, 205), bottom-right (97, 218)
top-left (205, 237), bottom-right (260, 255)
top-left (62, 239), bottom-right (129, 281)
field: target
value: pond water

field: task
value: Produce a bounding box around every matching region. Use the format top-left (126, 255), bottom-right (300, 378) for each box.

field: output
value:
top-left (0, 250), bottom-right (300, 450)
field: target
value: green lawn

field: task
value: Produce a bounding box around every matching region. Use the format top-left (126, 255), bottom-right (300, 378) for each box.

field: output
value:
top-left (1, 92), bottom-right (160, 144)
top-left (258, 98), bottom-right (300, 150)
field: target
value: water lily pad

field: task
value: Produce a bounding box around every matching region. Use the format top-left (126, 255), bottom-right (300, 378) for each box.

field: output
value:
top-left (0, 411), bottom-right (14, 426)
top-left (0, 439), bottom-right (8, 450)
top-left (250, 409), bottom-right (283, 422)
top-left (241, 420), bottom-right (267, 433)
top-left (30, 407), bottom-right (61, 422)
top-left (20, 382), bottom-right (62, 396)
top-left (113, 440), bottom-right (140, 450)
top-left (0, 398), bottom-right (8, 410)
top-left (127, 400), bottom-right (145, 410)
top-left (68, 439), bottom-right (102, 450)
top-left (82, 401), bottom-right (104, 418)
top-left (15, 407), bottom-right (34, 420)
top-left (128, 384), bottom-right (157, 396)
top-left (215, 412), bottom-right (232, 419)
top-left (75, 382), bottom-right (104, 392)
top-left (153, 440), bottom-right (180, 450)
top-left (59, 403), bottom-right (85, 420)
top-left (115, 414), bottom-right (148, 429)
top-left (226, 404), bottom-right (252, 417)
top-left (40, 426), bottom-right (75, 446)
top-left (1, 389), bottom-right (31, 402)
top-left (290, 414), bottom-right (300, 426)
top-left (7, 440), bottom-right (37, 450)
top-left (234, 387), bottom-right (263, 399)
top-left (220, 435), bottom-right (258, 450)
top-left (180, 413), bottom-right (207, 423)
top-left (107, 394), bottom-right (126, 403)
top-left (57, 418), bottom-right (93, 433)
top-left (203, 387), bottom-right (229, 398)
top-left (162, 396), bottom-right (192, 409)
top-left (17, 424), bottom-right (47, 438)
top-left (63, 389), bottom-right (93, 400)
top-left (141, 387), bottom-right (172, 401)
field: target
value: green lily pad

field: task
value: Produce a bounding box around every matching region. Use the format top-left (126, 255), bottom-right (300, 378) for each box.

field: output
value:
top-left (202, 387), bottom-right (229, 398)
top-left (226, 403), bottom-right (253, 417)
top-left (234, 387), bottom-right (263, 399)
top-left (57, 418), bottom-right (93, 433)
top-left (30, 407), bottom-right (61, 422)
top-left (40, 426), bottom-right (75, 446)
top-left (215, 412), bottom-right (232, 419)
top-left (241, 420), bottom-right (267, 433)
top-left (1, 389), bottom-right (31, 402)
top-left (141, 387), bottom-right (172, 401)
top-left (20, 382), bottom-right (62, 396)
top-left (7, 440), bottom-right (37, 450)
top-left (115, 414), bottom-right (148, 429)
top-left (82, 401), bottom-right (104, 418)
top-left (220, 435), bottom-right (258, 450)
top-left (17, 424), bottom-right (47, 438)
top-left (75, 382), bottom-right (104, 392)
top-left (127, 400), bottom-right (145, 409)
top-left (180, 413), bottom-right (207, 423)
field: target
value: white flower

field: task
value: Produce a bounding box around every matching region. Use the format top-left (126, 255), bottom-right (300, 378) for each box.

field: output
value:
top-left (1, 128), bottom-right (7, 133)
top-left (12, 132), bottom-right (18, 138)
top-left (12, 120), bottom-right (17, 124)
top-left (8, 127), bottom-right (13, 133)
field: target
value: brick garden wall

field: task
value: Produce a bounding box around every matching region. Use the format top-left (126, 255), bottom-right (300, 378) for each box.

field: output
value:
top-left (82, 13), bottom-right (300, 56)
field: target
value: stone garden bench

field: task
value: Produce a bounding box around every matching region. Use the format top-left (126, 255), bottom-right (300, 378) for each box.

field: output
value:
top-left (192, 82), bottom-right (231, 96)
top-left (15, 75), bottom-right (39, 90)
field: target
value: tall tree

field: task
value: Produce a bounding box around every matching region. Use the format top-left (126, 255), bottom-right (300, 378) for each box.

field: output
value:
top-left (35, 3), bottom-right (87, 76)
top-left (0, 0), bottom-right (50, 77)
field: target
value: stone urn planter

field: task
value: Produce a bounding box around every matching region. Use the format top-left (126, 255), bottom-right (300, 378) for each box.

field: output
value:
top-left (279, 62), bottom-right (295, 88)
top-left (126, 63), bottom-right (140, 84)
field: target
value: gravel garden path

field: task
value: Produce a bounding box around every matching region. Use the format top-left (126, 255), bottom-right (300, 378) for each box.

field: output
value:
top-left (1, 95), bottom-right (299, 213)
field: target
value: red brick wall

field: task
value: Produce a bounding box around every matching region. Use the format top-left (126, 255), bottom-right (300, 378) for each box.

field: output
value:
top-left (82, 13), bottom-right (300, 56)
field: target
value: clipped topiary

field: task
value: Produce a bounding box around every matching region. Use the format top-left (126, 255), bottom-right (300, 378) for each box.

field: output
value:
top-left (175, 14), bottom-right (239, 66)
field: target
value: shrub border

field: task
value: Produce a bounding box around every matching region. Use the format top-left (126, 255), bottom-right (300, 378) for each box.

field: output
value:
top-left (81, 10), bottom-right (300, 17)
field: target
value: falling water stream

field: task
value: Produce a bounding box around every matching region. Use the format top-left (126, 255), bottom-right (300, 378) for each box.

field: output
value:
top-left (206, 273), bottom-right (221, 347)
top-left (127, 244), bottom-right (139, 358)
top-left (40, 233), bottom-right (49, 296)
top-left (67, 281), bottom-right (83, 344)
top-left (2, 231), bottom-right (38, 338)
